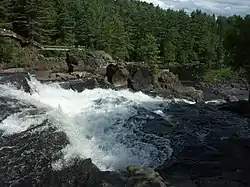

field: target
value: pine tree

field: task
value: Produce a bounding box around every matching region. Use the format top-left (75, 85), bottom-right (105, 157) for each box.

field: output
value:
top-left (136, 34), bottom-right (160, 83)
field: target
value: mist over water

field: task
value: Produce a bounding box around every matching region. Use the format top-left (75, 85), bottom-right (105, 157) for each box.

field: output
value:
top-left (0, 76), bottom-right (173, 171)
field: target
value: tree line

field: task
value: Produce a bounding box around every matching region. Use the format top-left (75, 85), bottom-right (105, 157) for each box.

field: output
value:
top-left (0, 0), bottom-right (250, 81)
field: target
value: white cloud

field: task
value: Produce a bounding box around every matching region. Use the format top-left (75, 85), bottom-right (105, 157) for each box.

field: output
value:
top-left (140, 0), bottom-right (250, 16)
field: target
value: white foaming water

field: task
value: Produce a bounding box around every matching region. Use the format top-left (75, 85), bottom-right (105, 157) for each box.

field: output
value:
top-left (0, 110), bottom-right (46, 135)
top-left (0, 76), bottom-right (173, 171)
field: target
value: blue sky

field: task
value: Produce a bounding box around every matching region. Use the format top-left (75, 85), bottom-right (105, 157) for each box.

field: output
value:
top-left (140, 0), bottom-right (250, 16)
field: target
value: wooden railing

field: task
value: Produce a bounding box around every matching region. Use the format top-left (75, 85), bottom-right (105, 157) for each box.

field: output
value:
top-left (41, 45), bottom-right (85, 51)
top-left (0, 28), bottom-right (85, 51)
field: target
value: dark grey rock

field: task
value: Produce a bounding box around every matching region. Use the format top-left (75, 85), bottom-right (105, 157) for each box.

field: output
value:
top-left (112, 68), bottom-right (129, 88)
top-left (226, 95), bottom-right (239, 102)
top-left (0, 72), bottom-right (31, 93)
top-left (128, 66), bottom-right (153, 92)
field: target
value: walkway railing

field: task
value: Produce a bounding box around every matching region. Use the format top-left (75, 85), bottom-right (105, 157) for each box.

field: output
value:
top-left (0, 28), bottom-right (85, 51)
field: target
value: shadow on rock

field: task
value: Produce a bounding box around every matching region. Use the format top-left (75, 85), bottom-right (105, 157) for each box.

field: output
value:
top-left (218, 100), bottom-right (250, 118)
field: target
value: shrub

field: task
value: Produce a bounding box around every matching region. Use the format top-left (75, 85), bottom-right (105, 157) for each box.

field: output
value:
top-left (203, 67), bottom-right (233, 84)
top-left (0, 38), bottom-right (13, 63)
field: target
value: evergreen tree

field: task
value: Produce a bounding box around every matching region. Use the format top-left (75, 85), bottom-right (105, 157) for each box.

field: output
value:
top-left (0, 0), bottom-right (249, 85)
top-left (136, 34), bottom-right (160, 83)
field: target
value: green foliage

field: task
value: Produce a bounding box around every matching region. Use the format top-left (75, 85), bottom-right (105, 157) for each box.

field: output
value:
top-left (0, 38), bottom-right (38, 68)
top-left (41, 50), bottom-right (64, 57)
top-left (69, 48), bottom-right (86, 58)
top-left (136, 34), bottom-right (160, 63)
top-left (0, 38), bottom-right (13, 63)
top-left (0, 0), bottom-right (249, 83)
top-left (203, 68), bottom-right (233, 84)
top-left (136, 34), bottom-right (160, 83)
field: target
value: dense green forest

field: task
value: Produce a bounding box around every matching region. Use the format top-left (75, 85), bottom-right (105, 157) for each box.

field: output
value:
top-left (0, 0), bottom-right (250, 81)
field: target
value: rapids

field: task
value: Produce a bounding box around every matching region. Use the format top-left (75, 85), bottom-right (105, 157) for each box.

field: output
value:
top-left (0, 76), bottom-right (174, 171)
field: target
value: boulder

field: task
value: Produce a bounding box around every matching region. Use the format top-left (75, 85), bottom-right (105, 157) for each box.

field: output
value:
top-left (83, 56), bottom-right (104, 73)
top-left (126, 166), bottom-right (168, 187)
top-left (105, 63), bottom-right (203, 101)
top-left (173, 86), bottom-right (203, 102)
top-left (71, 71), bottom-right (85, 78)
top-left (198, 73), bottom-right (249, 101)
top-left (92, 50), bottom-right (113, 62)
top-left (156, 69), bottom-right (203, 101)
top-left (128, 66), bottom-right (153, 92)
top-left (226, 95), bottom-right (239, 102)
top-left (112, 68), bottom-right (129, 88)
top-left (66, 53), bottom-right (79, 74)
top-left (82, 51), bottom-right (113, 73)
top-left (105, 64), bottom-right (119, 84)
top-left (105, 64), bottom-right (129, 88)
top-left (158, 69), bottom-right (181, 89)
top-left (59, 76), bottom-right (113, 92)
top-left (105, 63), bottom-right (154, 91)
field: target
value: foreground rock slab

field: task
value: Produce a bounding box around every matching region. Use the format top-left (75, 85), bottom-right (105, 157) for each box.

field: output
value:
top-left (0, 72), bottom-right (31, 93)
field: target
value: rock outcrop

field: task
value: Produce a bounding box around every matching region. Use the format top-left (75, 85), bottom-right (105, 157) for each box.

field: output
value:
top-left (105, 63), bottom-right (203, 101)
top-left (0, 60), bottom-right (203, 102)
top-left (199, 73), bottom-right (249, 101)
top-left (127, 65), bottom-right (154, 92)
top-left (157, 69), bottom-right (181, 89)
top-left (0, 72), bottom-right (31, 93)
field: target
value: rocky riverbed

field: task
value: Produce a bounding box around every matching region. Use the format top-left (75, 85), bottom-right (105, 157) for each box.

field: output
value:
top-left (0, 71), bottom-right (250, 187)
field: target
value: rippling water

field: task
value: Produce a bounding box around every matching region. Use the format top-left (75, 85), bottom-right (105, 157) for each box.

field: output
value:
top-left (0, 76), bottom-right (175, 171)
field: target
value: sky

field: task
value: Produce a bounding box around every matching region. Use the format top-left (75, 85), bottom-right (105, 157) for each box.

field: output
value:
top-left (140, 0), bottom-right (250, 16)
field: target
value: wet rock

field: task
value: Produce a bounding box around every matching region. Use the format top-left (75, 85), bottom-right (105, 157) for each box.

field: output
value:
top-left (218, 100), bottom-right (250, 118)
top-left (71, 71), bottom-right (85, 78)
top-left (50, 72), bottom-right (76, 81)
top-left (83, 51), bottom-right (113, 73)
top-left (158, 69), bottom-right (181, 89)
top-left (0, 72), bottom-right (31, 93)
top-left (106, 64), bottom-right (119, 84)
top-left (177, 180), bottom-right (197, 187)
top-left (156, 103), bottom-right (250, 187)
top-left (128, 66), bottom-right (153, 92)
top-left (105, 63), bottom-right (130, 88)
top-left (104, 63), bottom-right (203, 101)
top-left (173, 86), bottom-right (203, 102)
top-left (65, 53), bottom-right (79, 74)
top-left (33, 70), bottom-right (52, 79)
top-left (52, 158), bottom-right (102, 187)
top-left (198, 178), bottom-right (246, 187)
top-left (126, 166), bottom-right (168, 187)
top-left (199, 74), bottom-right (249, 101)
top-left (106, 63), bottom-right (154, 91)
top-left (59, 76), bottom-right (112, 92)
top-left (112, 68), bottom-right (129, 88)
top-left (226, 95), bottom-right (239, 102)
top-left (1, 68), bottom-right (27, 73)
top-left (0, 121), bottom-right (69, 186)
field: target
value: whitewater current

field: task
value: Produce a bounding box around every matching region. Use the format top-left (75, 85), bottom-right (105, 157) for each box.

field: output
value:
top-left (0, 76), bottom-right (176, 171)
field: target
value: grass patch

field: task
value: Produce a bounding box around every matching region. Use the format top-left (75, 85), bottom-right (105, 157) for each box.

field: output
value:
top-left (203, 67), bottom-right (233, 84)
